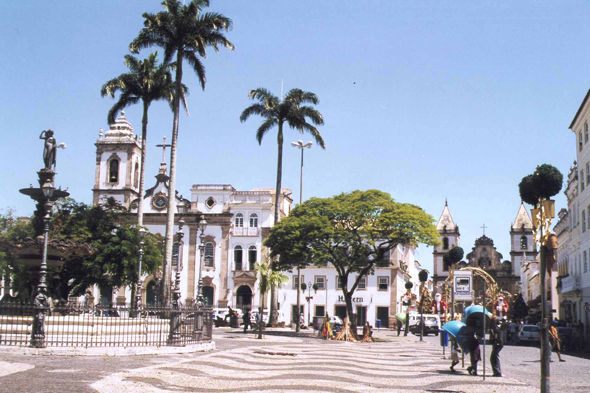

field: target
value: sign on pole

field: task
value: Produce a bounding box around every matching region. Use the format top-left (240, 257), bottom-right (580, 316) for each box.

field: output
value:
top-left (453, 270), bottom-right (473, 302)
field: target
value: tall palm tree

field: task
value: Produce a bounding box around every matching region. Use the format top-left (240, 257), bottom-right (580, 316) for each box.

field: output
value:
top-left (129, 0), bottom-right (234, 305)
top-left (240, 87), bottom-right (325, 324)
top-left (101, 52), bottom-right (185, 229)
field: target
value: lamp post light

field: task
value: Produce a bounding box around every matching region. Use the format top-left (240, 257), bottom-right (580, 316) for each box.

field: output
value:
top-left (291, 140), bottom-right (313, 333)
top-left (531, 198), bottom-right (555, 393)
top-left (196, 217), bottom-right (208, 307)
top-left (168, 215), bottom-right (185, 346)
top-left (404, 281), bottom-right (413, 337)
top-left (304, 281), bottom-right (315, 327)
top-left (418, 270), bottom-right (429, 342)
top-left (135, 227), bottom-right (147, 313)
top-left (173, 216), bottom-right (185, 309)
top-left (31, 187), bottom-right (54, 348)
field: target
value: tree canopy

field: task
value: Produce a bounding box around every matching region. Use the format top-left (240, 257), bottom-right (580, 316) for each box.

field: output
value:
top-left (519, 164), bottom-right (563, 205)
top-left (1, 201), bottom-right (163, 301)
top-left (265, 189), bottom-right (439, 328)
top-left (443, 246), bottom-right (464, 269)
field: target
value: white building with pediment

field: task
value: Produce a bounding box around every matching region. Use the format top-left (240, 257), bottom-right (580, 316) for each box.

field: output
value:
top-left (90, 113), bottom-right (428, 328)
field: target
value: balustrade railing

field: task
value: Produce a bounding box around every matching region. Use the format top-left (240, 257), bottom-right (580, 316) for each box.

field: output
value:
top-left (0, 301), bottom-right (212, 348)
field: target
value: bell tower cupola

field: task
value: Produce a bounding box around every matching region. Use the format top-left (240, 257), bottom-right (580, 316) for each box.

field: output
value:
top-left (432, 200), bottom-right (461, 287)
top-left (93, 111), bottom-right (142, 208)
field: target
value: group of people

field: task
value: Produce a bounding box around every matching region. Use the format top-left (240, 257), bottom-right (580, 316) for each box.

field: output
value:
top-left (449, 322), bottom-right (504, 377)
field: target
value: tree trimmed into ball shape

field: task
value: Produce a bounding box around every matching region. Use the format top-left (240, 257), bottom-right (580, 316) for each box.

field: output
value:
top-left (532, 164), bottom-right (563, 200)
top-left (519, 174), bottom-right (539, 205)
top-left (444, 246), bottom-right (464, 269)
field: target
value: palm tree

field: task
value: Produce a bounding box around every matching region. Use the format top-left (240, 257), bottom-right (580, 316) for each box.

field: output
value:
top-left (254, 256), bottom-right (289, 338)
top-left (129, 0), bottom-right (234, 305)
top-left (240, 87), bottom-right (325, 324)
top-left (101, 52), bottom-right (185, 229)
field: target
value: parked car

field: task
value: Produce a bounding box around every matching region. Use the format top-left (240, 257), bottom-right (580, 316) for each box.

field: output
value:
top-left (212, 308), bottom-right (243, 327)
top-left (409, 314), bottom-right (441, 336)
top-left (518, 324), bottom-right (540, 343)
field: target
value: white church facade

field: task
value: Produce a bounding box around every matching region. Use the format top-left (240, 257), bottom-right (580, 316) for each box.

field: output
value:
top-left (90, 113), bottom-right (429, 327)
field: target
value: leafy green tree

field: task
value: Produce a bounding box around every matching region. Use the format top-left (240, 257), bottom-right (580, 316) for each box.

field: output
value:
top-left (101, 52), bottom-right (187, 229)
top-left (0, 209), bottom-right (34, 301)
top-left (50, 200), bottom-right (163, 300)
top-left (265, 190), bottom-right (439, 331)
top-left (130, 0), bottom-right (234, 304)
top-left (1, 201), bottom-right (163, 302)
top-left (519, 164), bottom-right (563, 206)
top-left (240, 87), bottom-right (325, 323)
top-left (443, 246), bottom-right (464, 270)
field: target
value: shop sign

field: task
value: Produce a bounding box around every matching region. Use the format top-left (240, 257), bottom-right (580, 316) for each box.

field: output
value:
top-left (454, 270), bottom-right (473, 302)
top-left (337, 295), bottom-right (363, 303)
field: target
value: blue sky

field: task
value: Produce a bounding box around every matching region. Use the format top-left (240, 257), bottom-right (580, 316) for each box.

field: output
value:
top-left (1, 1), bottom-right (587, 273)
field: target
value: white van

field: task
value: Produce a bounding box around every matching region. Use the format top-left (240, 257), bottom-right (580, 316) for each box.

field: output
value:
top-left (408, 313), bottom-right (441, 336)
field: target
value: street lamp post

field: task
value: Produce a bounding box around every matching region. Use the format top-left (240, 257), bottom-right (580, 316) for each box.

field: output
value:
top-left (304, 281), bottom-right (314, 328)
top-left (531, 199), bottom-right (555, 393)
top-left (291, 140), bottom-right (313, 332)
top-left (135, 227), bottom-right (147, 314)
top-left (418, 270), bottom-right (429, 342)
top-left (31, 190), bottom-right (53, 348)
top-left (168, 214), bottom-right (185, 346)
top-left (196, 217), bottom-right (208, 307)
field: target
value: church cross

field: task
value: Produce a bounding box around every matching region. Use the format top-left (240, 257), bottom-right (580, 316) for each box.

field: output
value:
top-left (156, 136), bottom-right (171, 165)
top-left (481, 223), bottom-right (487, 235)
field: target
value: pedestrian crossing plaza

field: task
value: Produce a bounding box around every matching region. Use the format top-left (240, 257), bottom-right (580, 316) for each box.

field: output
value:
top-left (92, 334), bottom-right (538, 392)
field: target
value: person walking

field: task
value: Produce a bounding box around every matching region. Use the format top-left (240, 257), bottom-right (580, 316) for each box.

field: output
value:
top-left (549, 325), bottom-right (565, 362)
top-left (450, 340), bottom-right (461, 372)
top-left (467, 333), bottom-right (481, 376)
top-left (243, 310), bottom-right (251, 333)
top-left (490, 322), bottom-right (504, 377)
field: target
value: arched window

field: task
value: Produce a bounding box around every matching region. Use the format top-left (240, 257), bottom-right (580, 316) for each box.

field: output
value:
top-left (248, 246), bottom-right (257, 271)
top-left (442, 237), bottom-right (449, 250)
top-left (249, 213), bottom-right (258, 228)
top-left (204, 242), bottom-right (214, 267)
top-left (234, 245), bottom-right (243, 270)
top-left (520, 236), bottom-right (528, 250)
top-left (134, 162), bottom-right (139, 188)
top-left (235, 213), bottom-right (244, 227)
top-left (109, 159), bottom-right (119, 183)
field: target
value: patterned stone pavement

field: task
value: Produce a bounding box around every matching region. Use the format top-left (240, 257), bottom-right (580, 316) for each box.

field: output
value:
top-left (92, 335), bottom-right (538, 393)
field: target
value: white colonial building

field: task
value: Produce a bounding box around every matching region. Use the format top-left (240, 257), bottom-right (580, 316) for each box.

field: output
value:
top-left (90, 112), bottom-right (434, 328)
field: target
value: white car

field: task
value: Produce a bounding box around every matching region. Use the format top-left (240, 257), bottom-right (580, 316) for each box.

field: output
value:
top-left (518, 324), bottom-right (540, 343)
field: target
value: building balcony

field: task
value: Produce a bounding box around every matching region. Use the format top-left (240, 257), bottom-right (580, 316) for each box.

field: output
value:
top-left (560, 275), bottom-right (581, 294)
top-left (231, 227), bottom-right (261, 237)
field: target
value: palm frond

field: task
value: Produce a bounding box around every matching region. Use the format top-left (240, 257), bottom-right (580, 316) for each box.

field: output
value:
top-left (256, 118), bottom-right (278, 145)
top-left (184, 51), bottom-right (206, 90)
top-left (240, 103), bottom-right (270, 122)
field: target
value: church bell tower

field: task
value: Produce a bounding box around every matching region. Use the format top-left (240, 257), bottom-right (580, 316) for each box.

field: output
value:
top-left (510, 202), bottom-right (537, 279)
top-left (93, 111), bottom-right (142, 208)
top-left (432, 200), bottom-right (460, 288)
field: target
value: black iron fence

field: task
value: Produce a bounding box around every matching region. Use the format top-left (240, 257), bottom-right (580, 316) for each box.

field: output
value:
top-left (0, 301), bottom-right (212, 348)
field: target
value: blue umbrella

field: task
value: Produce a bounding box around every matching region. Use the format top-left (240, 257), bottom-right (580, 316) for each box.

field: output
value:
top-left (442, 320), bottom-right (469, 353)
top-left (463, 305), bottom-right (493, 321)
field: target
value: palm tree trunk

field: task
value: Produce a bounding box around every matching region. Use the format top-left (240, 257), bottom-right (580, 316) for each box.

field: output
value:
top-left (162, 49), bottom-right (184, 306)
top-left (269, 123), bottom-right (283, 326)
top-left (137, 101), bottom-right (149, 228)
